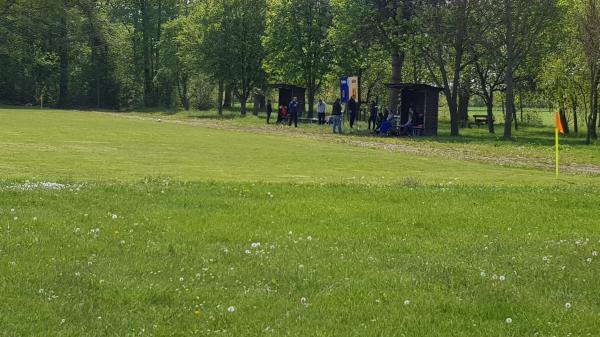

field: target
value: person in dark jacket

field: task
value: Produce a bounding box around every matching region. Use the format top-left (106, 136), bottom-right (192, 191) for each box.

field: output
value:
top-left (368, 101), bottom-right (378, 131)
top-left (288, 97), bottom-right (299, 128)
top-left (331, 99), bottom-right (343, 134)
top-left (266, 100), bottom-right (273, 124)
top-left (347, 96), bottom-right (358, 129)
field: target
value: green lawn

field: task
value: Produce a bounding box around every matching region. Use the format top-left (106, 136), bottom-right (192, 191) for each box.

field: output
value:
top-left (1, 108), bottom-right (600, 337)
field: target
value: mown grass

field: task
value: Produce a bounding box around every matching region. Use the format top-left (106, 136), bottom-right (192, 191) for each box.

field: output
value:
top-left (123, 107), bottom-right (600, 168)
top-left (2, 182), bottom-right (600, 337)
top-left (1, 107), bottom-right (600, 337)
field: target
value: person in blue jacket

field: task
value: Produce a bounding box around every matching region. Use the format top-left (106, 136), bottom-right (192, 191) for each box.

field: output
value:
top-left (288, 97), bottom-right (299, 128)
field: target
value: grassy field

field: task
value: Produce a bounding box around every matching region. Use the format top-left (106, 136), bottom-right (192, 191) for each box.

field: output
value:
top-left (1, 108), bottom-right (600, 337)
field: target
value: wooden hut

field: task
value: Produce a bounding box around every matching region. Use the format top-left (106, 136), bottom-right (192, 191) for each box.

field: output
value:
top-left (271, 84), bottom-right (306, 114)
top-left (386, 83), bottom-right (442, 136)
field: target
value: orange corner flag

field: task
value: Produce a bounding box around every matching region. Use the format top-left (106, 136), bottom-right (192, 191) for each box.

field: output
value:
top-left (555, 112), bottom-right (565, 135)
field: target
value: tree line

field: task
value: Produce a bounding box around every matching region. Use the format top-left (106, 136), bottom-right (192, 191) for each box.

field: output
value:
top-left (1, 0), bottom-right (599, 141)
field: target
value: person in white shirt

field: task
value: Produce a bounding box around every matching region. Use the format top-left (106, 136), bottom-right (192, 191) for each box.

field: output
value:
top-left (317, 98), bottom-right (327, 125)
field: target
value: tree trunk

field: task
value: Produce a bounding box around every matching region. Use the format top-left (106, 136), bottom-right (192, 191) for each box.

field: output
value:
top-left (503, 0), bottom-right (515, 140)
top-left (519, 94), bottom-right (524, 125)
top-left (141, 0), bottom-right (154, 107)
top-left (223, 85), bottom-right (232, 108)
top-left (389, 47), bottom-right (404, 111)
top-left (357, 73), bottom-right (363, 121)
top-left (444, 88), bottom-right (460, 136)
top-left (307, 87), bottom-right (315, 118)
top-left (217, 80), bottom-right (224, 116)
top-left (572, 98), bottom-right (578, 134)
top-left (559, 107), bottom-right (570, 134)
top-left (486, 98), bottom-right (495, 134)
top-left (458, 87), bottom-right (470, 128)
top-left (513, 102), bottom-right (518, 130)
top-left (58, 8), bottom-right (69, 108)
top-left (240, 98), bottom-right (247, 116)
top-left (253, 94), bottom-right (260, 116)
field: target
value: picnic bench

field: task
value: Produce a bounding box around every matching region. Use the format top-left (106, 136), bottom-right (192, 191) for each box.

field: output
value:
top-left (469, 115), bottom-right (494, 128)
top-left (298, 117), bottom-right (319, 124)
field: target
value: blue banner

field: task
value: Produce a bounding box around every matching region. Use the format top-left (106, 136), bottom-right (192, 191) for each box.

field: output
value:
top-left (340, 76), bottom-right (349, 104)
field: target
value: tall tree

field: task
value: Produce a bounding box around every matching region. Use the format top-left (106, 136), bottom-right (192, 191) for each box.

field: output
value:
top-left (417, 0), bottom-right (481, 136)
top-left (202, 0), bottom-right (267, 115)
top-left (264, 0), bottom-right (333, 117)
top-left (501, 0), bottom-right (559, 139)
top-left (579, 0), bottom-right (600, 143)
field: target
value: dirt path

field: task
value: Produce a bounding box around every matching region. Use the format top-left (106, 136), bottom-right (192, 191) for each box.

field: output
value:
top-left (108, 113), bottom-right (600, 175)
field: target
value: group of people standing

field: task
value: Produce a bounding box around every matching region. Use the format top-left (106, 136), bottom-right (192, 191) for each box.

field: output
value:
top-left (265, 96), bottom-right (406, 135)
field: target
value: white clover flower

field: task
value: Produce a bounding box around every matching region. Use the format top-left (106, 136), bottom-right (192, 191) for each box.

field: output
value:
top-left (33, 217), bottom-right (37, 221)
top-left (227, 306), bottom-right (236, 313)
top-left (592, 251), bottom-right (598, 257)
top-left (565, 302), bottom-right (572, 310)
top-left (75, 272), bottom-right (81, 277)
top-left (492, 274), bottom-right (498, 280)
top-left (111, 214), bottom-right (118, 220)
top-left (586, 257), bottom-right (592, 263)
top-left (245, 249), bottom-right (251, 254)
top-left (179, 277), bottom-right (184, 282)
top-left (404, 300), bottom-right (411, 306)
top-left (307, 236), bottom-right (313, 241)
top-left (480, 271), bottom-right (486, 277)
top-left (38, 288), bottom-right (44, 294)
top-left (60, 318), bottom-right (66, 325)
top-left (499, 275), bottom-right (506, 281)
top-left (298, 264), bottom-right (304, 269)
top-left (10, 208), bottom-right (15, 212)
top-left (120, 240), bottom-right (125, 245)
top-left (288, 231), bottom-right (292, 235)
top-left (251, 242), bottom-right (261, 249)
top-left (505, 318), bottom-right (512, 324)
top-left (13, 217), bottom-right (18, 220)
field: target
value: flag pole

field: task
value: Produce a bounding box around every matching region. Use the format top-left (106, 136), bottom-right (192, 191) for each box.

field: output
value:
top-left (555, 127), bottom-right (559, 178)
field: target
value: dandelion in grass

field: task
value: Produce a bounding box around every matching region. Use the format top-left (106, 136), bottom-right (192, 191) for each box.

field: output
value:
top-left (75, 272), bottom-right (81, 277)
top-left (300, 297), bottom-right (309, 307)
top-left (227, 306), bottom-right (236, 313)
top-left (593, 251), bottom-right (598, 257)
top-left (33, 217), bottom-right (37, 221)
top-left (499, 275), bottom-right (506, 282)
top-left (565, 302), bottom-right (572, 310)
top-left (251, 242), bottom-right (261, 249)
top-left (111, 213), bottom-right (118, 220)
top-left (492, 274), bottom-right (498, 280)
top-left (480, 271), bottom-right (486, 277)
top-left (505, 318), bottom-right (512, 324)
top-left (404, 300), bottom-right (411, 306)
top-left (245, 249), bottom-right (251, 254)
top-left (307, 236), bottom-right (313, 241)
top-left (10, 208), bottom-right (15, 212)
top-left (586, 258), bottom-right (592, 263)
top-left (13, 216), bottom-right (18, 220)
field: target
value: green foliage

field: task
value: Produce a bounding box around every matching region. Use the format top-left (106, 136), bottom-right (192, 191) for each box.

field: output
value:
top-left (264, 0), bottom-right (333, 115)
